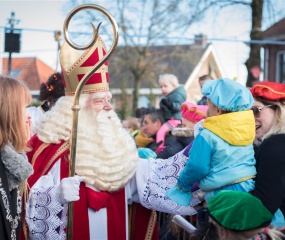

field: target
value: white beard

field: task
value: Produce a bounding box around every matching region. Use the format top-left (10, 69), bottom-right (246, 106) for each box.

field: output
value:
top-left (36, 96), bottom-right (138, 192)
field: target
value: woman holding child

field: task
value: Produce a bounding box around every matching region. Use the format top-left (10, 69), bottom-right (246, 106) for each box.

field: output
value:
top-left (138, 80), bottom-right (285, 235)
top-left (185, 81), bottom-right (285, 239)
top-left (249, 81), bottom-right (285, 228)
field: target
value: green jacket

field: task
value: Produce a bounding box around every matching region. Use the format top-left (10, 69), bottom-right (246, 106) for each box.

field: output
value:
top-left (160, 85), bottom-right (186, 121)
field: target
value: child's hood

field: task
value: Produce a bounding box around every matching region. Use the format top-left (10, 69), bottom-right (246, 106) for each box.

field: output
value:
top-left (202, 110), bottom-right (255, 146)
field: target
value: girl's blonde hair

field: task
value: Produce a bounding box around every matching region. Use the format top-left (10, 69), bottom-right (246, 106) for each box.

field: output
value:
top-left (158, 74), bottom-right (179, 87)
top-left (0, 75), bottom-right (31, 152)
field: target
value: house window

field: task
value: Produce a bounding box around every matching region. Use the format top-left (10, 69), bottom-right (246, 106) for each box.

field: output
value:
top-left (277, 51), bottom-right (285, 83)
top-left (10, 69), bottom-right (21, 78)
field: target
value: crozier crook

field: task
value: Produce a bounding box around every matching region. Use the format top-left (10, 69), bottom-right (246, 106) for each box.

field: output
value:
top-left (62, 4), bottom-right (119, 240)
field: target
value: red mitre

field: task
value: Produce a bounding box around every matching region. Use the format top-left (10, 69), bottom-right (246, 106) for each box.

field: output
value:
top-left (250, 81), bottom-right (285, 101)
top-left (60, 35), bottom-right (109, 96)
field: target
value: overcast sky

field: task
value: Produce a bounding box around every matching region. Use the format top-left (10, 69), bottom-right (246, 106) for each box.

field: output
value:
top-left (1, 0), bottom-right (285, 85)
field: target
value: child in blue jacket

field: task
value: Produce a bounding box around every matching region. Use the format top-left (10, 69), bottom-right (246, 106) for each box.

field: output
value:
top-left (167, 78), bottom-right (256, 205)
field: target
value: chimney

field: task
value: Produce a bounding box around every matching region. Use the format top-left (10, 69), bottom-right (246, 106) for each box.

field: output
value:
top-left (194, 34), bottom-right (207, 47)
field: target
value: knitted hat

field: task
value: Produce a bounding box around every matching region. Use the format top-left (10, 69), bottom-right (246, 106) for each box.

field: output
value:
top-left (250, 81), bottom-right (285, 101)
top-left (202, 78), bottom-right (254, 111)
top-left (208, 191), bottom-right (273, 231)
top-left (181, 102), bottom-right (207, 123)
top-left (60, 35), bottom-right (109, 96)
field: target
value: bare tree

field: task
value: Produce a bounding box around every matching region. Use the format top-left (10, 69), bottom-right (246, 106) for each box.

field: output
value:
top-left (65, 0), bottom-right (216, 114)
top-left (64, 0), bottom-right (278, 113)
top-left (200, 0), bottom-right (262, 87)
top-left (245, 0), bottom-right (264, 87)
top-left (185, 0), bottom-right (276, 87)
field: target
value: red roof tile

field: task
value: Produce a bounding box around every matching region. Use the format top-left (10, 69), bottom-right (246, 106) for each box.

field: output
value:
top-left (263, 18), bottom-right (285, 40)
top-left (2, 57), bottom-right (55, 91)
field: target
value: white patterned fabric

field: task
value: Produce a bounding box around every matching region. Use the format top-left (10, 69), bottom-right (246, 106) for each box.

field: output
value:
top-left (26, 180), bottom-right (67, 240)
top-left (136, 149), bottom-right (201, 215)
top-left (26, 149), bottom-right (202, 240)
top-left (25, 159), bottom-right (126, 240)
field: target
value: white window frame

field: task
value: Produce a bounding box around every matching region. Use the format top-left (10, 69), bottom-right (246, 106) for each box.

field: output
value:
top-left (276, 50), bottom-right (285, 83)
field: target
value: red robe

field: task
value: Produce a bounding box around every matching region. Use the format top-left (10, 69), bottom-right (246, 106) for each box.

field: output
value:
top-left (22, 135), bottom-right (158, 240)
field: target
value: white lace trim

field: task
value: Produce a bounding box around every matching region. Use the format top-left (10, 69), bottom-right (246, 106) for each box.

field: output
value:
top-left (141, 150), bottom-right (201, 215)
top-left (26, 186), bottom-right (67, 240)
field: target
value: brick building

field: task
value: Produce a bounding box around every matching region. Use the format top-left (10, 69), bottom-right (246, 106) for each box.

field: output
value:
top-left (263, 18), bottom-right (285, 83)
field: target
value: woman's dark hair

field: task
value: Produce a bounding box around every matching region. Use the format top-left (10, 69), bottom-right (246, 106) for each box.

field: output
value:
top-left (143, 107), bottom-right (165, 124)
top-left (135, 107), bottom-right (147, 118)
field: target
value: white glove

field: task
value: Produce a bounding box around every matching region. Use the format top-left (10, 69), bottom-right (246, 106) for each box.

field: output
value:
top-left (59, 175), bottom-right (85, 204)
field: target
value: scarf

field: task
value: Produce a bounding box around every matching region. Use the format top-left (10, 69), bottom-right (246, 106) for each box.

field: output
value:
top-left (135, 131), bottom-right (153, 148)
top-left (1, 144), bottom-right (33, 191)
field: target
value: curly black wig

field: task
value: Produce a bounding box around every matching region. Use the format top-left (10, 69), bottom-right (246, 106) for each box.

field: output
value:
top-left (39, 72), bottom-right (65, 105)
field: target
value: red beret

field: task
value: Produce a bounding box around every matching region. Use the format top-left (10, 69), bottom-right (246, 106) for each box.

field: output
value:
top-left (181, 102), bottom-right (207, 123)
top-left (250, 82), bottom-right (285, 101)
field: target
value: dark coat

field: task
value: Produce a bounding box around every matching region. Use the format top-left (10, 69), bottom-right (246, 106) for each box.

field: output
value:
top-left (160, 86), bottom-right (186, 121)
top-left (197, 96), bottom-right (207, 105)
top-left (0, 154), bottom-right (21, 240)
top-left (157, 128), bottom-right (194, 159)
top-left (250, 134), bottom-right (285, 216)
top-left (145, 134), bottom-right (177, 153)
